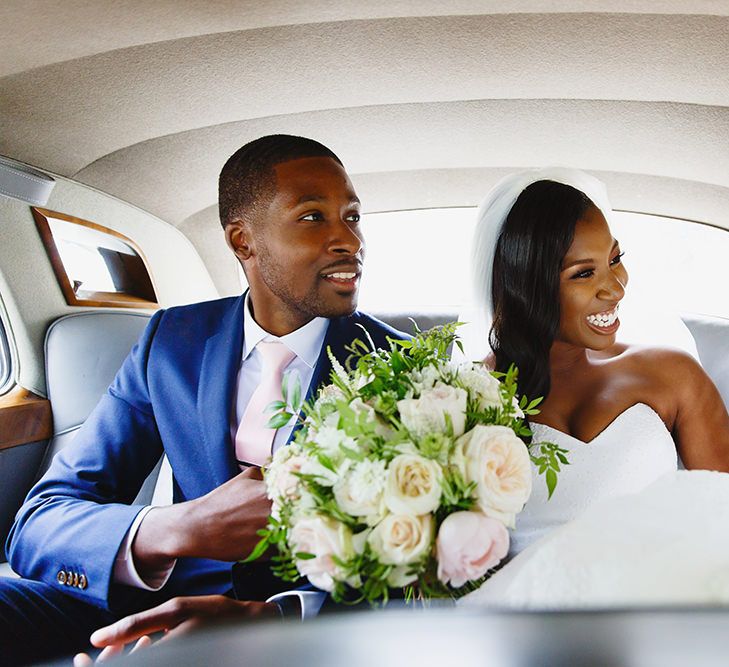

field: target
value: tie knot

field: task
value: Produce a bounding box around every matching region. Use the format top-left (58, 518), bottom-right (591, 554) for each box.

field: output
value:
top-left (256, 340), bottom-right (295, 372)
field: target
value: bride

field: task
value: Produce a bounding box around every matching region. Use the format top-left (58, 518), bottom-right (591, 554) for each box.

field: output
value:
top-left (461, 167), bottom-right (729, 605)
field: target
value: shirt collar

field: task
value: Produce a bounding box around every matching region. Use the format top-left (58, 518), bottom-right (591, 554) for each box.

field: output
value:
top-left (242, 293), bottom-right (329, 369)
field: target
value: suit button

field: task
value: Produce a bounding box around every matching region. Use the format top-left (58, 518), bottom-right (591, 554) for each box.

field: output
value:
top-left (72, 572), bottom-right (80, 587)
top-left (65, 570), bottom-right (73, 585)
top-left (78, 574), bottom-right (88, 590)
top-left (56, 570), bottom-right (67, 585)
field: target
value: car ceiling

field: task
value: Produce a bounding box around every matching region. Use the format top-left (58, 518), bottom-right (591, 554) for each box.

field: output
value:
top-left (2, 0), bottom-right (728, 241)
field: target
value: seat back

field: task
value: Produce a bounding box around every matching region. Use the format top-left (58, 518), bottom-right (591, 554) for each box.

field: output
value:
top-left (40, 311), bottom-right (153, 472)
top-left (681, 313), bottom-right (729, 411)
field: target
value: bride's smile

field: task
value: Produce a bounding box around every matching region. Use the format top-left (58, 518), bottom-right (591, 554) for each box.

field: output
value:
top-left (557, 205), bottom-right (627, 351)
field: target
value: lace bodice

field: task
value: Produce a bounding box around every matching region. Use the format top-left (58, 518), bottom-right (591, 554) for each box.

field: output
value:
top-left (510, 403), bottom-right (677, 556)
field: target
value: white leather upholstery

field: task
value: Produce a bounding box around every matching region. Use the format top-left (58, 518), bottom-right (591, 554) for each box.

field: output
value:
top-left (681, 313), bottom-right (729, 411)
top-left (41, 311), bottom-right (152, 468)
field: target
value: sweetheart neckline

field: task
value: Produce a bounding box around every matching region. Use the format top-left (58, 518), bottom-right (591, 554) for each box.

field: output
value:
top-left (529, 403), bottom-right (666, 445)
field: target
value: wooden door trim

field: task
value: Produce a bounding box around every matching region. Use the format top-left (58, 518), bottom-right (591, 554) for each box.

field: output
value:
top-left (0, 386), bottom-right (52, 450)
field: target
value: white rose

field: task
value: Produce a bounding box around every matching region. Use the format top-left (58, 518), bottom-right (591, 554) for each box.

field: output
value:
top-left (368, 514), bottom-right (433, 568)
top-left (397, 383), bottom-right (467, 439)
top-left (459, 425), bottom-right (532, 528)
top-left (289, 516), bottom-right (354, 592)
top-left (457, 364), bottom-right (502, 411)
top-left (384, 454), bottom-right (443, 516)
top-left (334, 458), bottom-right (388, 518)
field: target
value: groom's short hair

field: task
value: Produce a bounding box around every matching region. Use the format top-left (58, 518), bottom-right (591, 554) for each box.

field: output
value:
top-left (218, 134), bottom-right (343, 229)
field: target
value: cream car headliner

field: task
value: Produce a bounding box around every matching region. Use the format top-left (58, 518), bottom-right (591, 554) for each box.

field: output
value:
top-left (1, 2), bottom-right (728, 306)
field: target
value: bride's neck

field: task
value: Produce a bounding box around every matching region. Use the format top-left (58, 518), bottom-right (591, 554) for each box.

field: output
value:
top-left (549, 341), bottom-right (591, 375)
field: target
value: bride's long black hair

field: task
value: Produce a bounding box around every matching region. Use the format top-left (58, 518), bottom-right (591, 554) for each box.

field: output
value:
top-left (490, 180), bottom-right (594, 401)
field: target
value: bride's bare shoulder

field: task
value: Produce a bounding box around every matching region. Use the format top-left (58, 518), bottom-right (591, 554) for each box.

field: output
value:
top-left (481, 352), bottom-right (496, 371)
top-left (616, 343), bottom-right (703, 379)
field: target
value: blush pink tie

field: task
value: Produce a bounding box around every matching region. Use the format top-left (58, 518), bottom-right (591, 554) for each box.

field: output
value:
top-left (235, 341), bottom-right (296, 468)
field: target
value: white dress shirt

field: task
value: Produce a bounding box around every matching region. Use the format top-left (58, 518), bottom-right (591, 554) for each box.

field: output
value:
top-left (113, 295), bottom-right (329, 590)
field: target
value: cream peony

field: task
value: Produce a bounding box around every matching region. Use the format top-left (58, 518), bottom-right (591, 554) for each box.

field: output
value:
top-left (334, 458), bottom-right (388, 518)
top-left (397, 383), bottom-right (467, 439)
top-left (384, 454), bottom-right (443, 515)
top-left (458, 424), bottom-right (532, 528)
top-left (436, 511), bottom-right (509, 588)
top-left (368, 514), bottom-right (433, 569)
top-left (289, 516), bottom-right (354, 592)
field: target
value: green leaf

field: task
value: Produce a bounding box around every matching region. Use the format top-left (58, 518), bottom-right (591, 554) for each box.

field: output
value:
top-left (267, 412), bottom-right (292, 429)
top-left (546, 468), bottom-right (557, 499)
top-left (282, 371), bottom-right (290, 405)
top-left (294, 551), bottom-right (316, 560)
top-left (241, 535), bottom-right (270, 563)
top-left (264, 400), bottom-right (287, 413)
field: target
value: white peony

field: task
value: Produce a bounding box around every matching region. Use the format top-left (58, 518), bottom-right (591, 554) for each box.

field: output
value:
top-left (408, 364), bottom-right (441, 396)
top-left (457, 364), bottom-right (502, 411)
top-left (266, 446), bottom-right (306, 503)
top-left (299, 455), bottom-right (341, 487)
top-left (368, 513), bottom-right (433, 569)
top-left (312, 423), bottom-right (356, 456)
top-left (384, 453), bottom-right (443, 515)
top-left (397, 383), bottom-right (467, 439)
top-left (334, 458), bottom-right (388, 519)
top-left (458, 425), bottom-right (532, 528)
top-left (289, 515), bottom-right (354, 592)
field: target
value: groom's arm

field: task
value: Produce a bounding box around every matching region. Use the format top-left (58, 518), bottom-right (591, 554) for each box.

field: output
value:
top-left (6, 310), bottom-right (167, 610)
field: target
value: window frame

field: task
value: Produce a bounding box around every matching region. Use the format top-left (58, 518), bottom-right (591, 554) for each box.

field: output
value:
top-left (0, 314), bottom-right (11, 394)
top-left (32, 207), bottom-right (158, 309)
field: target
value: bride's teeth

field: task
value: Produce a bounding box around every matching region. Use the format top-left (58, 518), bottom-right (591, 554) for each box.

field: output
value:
top-left (586, 309), bottom-right (618, 328)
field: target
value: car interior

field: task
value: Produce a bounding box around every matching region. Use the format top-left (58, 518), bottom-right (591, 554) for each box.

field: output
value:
top-left (1, 2), bottom-right (728, 664)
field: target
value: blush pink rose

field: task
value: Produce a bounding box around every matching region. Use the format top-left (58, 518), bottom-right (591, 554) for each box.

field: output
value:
top-left (436, 511), bottom-right (509, 588)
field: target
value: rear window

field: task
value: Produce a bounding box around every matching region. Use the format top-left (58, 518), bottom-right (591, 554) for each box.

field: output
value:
top-left (32, 207), bottom-right (158, 309)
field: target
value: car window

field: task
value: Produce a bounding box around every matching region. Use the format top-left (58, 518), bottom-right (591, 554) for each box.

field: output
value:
top-left (356, 208), bottom-right (729, 321)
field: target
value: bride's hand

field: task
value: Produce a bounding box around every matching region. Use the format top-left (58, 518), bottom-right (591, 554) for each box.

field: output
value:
top-left (73, 595), bottom-right (278, 665)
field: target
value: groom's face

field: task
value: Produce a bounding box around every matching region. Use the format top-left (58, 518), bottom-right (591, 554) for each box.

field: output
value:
top-left (241, 156), bottom-right (365, 335)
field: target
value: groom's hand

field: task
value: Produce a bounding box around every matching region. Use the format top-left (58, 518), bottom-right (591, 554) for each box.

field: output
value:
top-left (132, 466), bottom-right (272, 569)
top-left (73, 595), bottom-right (278, 665)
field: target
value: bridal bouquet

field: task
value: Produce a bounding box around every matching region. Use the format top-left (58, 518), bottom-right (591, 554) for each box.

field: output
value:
top-left (246, 324), bottom-right (566, 604)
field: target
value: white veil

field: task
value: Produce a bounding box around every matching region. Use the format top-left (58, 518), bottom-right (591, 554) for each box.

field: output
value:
top-left (457, 168), bottom-right (614, 362)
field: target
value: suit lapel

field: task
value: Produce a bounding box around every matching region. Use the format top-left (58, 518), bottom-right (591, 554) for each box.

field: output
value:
top-left (197, 294), bottom-right (245, 485)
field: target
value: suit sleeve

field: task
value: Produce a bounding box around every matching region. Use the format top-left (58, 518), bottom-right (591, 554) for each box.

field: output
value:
top-left (5, 309), bottom-right (167, 611)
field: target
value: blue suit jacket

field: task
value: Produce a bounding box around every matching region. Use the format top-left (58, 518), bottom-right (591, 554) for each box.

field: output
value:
top-left (6, 295), bottom-right (406, 613)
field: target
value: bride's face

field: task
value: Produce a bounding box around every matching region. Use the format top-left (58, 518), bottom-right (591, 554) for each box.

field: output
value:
top-left (556, 205), bottom-right (628, 350)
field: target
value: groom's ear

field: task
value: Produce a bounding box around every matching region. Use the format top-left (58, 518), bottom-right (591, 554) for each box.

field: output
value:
top-left (225, 220), bottom-right (254, 261)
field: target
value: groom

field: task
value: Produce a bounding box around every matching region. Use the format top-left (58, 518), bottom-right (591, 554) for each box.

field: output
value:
top-left (2, 135), bottom-right (406, 663)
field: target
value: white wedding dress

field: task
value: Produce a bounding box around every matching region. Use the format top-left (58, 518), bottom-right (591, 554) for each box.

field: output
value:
top-left (509, 402), bottom-right (677, 556)
top-left (460, 404), bottom-right (729, 609)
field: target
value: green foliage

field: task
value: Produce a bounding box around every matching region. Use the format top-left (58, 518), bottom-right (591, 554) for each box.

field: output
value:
top-left (529, 441), bottom-right (570, 499)
top-left (248, 321), bottom-right (571, 606)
